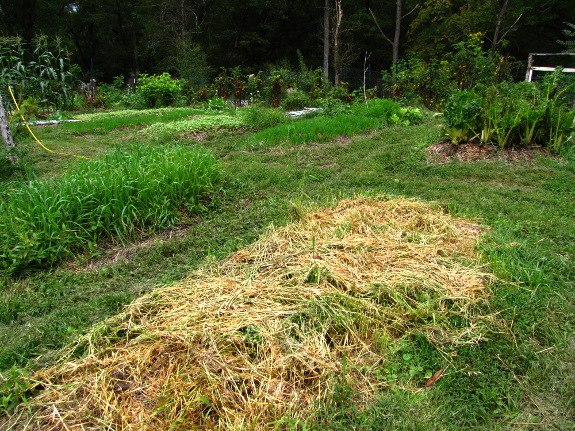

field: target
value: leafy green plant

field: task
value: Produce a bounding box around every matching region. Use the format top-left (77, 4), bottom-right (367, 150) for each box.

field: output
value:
top-left (381, 33), bottom-right (516, 109)
top-left (137, 73), bottom-right (183, 108)
top-left (96, 76), bottom-right (128, 108)
top-left (240, 106), bottom-right (290, 129)
top-left (327, 84), bottom-right (352, 103)
top-left (444, 76), bottom-right (575, 149)
top-left (281, 89), bottom-right (313, 111)
top-left (356, 98), bottom-right (400, 119)
top-left (265, 72), bottom-right (287, 108)
top-left (443, 89), bottom-right (483, 144)
top-left (0, 365), bottom-right (34, 414)
top-left (139, 114), bottom-right (244, 136)
top-left (319, 97), bottom-right (352, 118)
top-left (213, 67), bottom-right (247, 105)
top-left (558, 21), bottom-right (575, 53)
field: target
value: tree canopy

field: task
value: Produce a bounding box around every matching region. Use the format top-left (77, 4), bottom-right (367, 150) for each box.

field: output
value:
top-left (1, 0), bottom-right (573, 82)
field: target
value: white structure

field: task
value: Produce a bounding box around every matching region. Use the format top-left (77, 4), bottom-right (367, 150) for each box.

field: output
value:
top-left (525, 53), bottom-right (575, 82)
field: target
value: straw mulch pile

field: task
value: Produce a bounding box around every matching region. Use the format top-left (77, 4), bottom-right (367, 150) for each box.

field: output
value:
top-left (11, 197), bottom-right (493, 430)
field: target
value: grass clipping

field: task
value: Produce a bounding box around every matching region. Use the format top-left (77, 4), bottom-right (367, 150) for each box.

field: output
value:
top-left (23, 197), bottom-right (491, 430)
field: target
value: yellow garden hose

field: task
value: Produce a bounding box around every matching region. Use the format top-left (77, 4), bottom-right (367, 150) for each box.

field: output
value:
top-left (7, 86), bottom-right (91, 160)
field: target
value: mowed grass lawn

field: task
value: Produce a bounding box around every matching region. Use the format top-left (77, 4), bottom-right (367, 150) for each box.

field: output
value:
top-left (1, 109), bottom-right (574, 429)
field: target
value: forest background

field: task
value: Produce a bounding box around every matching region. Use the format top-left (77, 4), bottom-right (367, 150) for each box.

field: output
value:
top-left (2, 0), bottom-right (574, 87)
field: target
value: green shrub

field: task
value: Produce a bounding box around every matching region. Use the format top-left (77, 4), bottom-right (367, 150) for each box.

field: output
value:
top-left (327, 84), bottom-right (352, 103)
top-left (121, 87), bottom-right (147, 109)
top-left (381, 33), bottom-right (516, 109)
top-left (319, 97), bottom-right (352, 117)
top-left (213, 67), bottom-right (247, 104)
top-left (137, 73), bottom-right (183, 108)
top-left (443, 89), bottom-right (483, 144)
top-left (97, 76), bottom-right (128, 108)
top-left (281, 90), bottom-right (313, 111)
top-left (264, 72), bottom-right (288, 108)
top-left (0, 145), bottom-right (220, 273)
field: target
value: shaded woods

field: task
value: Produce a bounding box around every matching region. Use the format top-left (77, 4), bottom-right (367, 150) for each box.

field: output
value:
top-left (1, 0), bottom-right (573, 82)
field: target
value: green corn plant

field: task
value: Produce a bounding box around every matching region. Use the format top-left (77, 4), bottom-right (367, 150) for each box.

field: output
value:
top-left (0, 35), bottom-right (79, 111)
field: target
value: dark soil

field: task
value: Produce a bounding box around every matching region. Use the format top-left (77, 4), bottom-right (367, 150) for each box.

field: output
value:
top-left (426, 140), bottom-right (557, 164)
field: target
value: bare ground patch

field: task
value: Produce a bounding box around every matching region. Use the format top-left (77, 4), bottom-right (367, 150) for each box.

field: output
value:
top-left (65, 222), bottom-right (196, 272)
top-left (426, 140), bottom-right (557, 164)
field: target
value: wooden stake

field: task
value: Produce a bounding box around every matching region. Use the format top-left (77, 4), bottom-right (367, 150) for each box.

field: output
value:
top-left (0, 91), bottom-right (18, 164)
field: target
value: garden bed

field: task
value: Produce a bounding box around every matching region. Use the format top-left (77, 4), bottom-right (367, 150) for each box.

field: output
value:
top-left (426, 140), bottom-right (557, 164)
top-left (7, 197), bottom-right (491, 430)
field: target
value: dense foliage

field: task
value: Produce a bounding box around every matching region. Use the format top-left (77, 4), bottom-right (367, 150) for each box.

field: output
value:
top-left (1, 0), bottom-right (573, 84)
top-left (0, 36), bottom-right (79, 111)
top-left (0, 145), bottom-right (219, 273)
top-left (444, 73), bottom-right (575, 149)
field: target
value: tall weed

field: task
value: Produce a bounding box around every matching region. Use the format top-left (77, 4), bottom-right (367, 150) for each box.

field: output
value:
top-left (244, 99), bottom-right (421, 147)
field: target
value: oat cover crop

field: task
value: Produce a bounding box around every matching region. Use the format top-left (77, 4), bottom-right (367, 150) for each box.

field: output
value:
top-left (0, 145), bottom-right (219, 273)
top-left (10, 197), bottom-right (494, 430)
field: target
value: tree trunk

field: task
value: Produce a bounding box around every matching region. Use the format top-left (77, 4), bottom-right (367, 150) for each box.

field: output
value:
top-left (333, 0), bottom-right (343, 85)
top-left (323, 0), bottom-right (330, 80)
top-left (492, 0), bottom-right (511, 50)
top-left (393, 0), bottom-right (402, 65)
top-left (0, 92), bottom-right (18, 164)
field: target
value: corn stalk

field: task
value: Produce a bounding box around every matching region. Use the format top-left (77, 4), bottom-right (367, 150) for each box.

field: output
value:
top-left (0, 91), bottom-right (17, 164)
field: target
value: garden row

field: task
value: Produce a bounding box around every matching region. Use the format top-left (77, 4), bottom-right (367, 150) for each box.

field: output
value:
top-left (2, 34), bottom-right (573, 153)
top-left (0, 98), bottom-right (422, 274)
top-left (443, 75), bottom-right (575, 150)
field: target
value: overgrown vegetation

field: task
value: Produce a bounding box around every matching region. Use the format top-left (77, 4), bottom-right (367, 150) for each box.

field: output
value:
top-left (0, 145), bottom-right (219, 273)
top-left (444, 72), bottom-right (575, 149)
top-left (0, 36), bottom-right (79, 112)
top-left (381, 33), bottom-right (520, 109)
top-left (1, 3), bottom-right (575, 427)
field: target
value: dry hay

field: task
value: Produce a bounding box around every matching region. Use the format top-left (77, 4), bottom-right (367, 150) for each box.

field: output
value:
top-left (13, 197), bottom-right (493, 430)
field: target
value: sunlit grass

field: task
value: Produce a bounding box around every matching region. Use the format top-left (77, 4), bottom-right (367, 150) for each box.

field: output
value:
top-left (0, 108), bottom-right (573, 429)
top-left (0, 145), bottom-right (219, 273)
